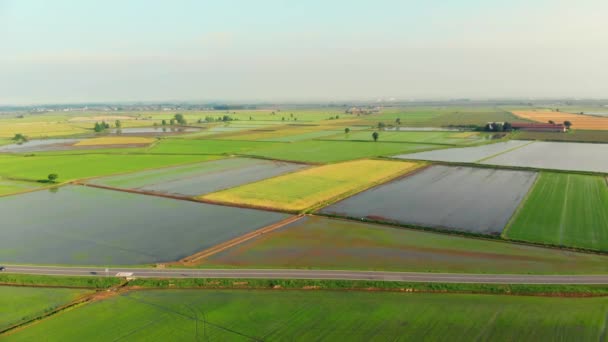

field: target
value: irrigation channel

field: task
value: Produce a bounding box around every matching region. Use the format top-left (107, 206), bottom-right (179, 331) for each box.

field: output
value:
top-left (5, 266), bottom-right (608, 284)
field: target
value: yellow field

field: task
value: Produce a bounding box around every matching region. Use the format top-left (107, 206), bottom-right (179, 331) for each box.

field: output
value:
top-left (74, 137), bottom-right (155, 146)
top-left (201, 159), bottom-right (422, 211)
top-left (0, 122), bottom-right (87, 138)
top-left (513, 110), bottom-right (608, 130)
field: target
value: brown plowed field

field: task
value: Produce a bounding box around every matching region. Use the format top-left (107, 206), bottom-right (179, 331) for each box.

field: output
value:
top-left (512, 111), bottom-right (608, 130)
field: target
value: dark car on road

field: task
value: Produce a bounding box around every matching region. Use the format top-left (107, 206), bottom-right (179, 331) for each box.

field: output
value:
top-left (0, 266), bottom-right (5, 271)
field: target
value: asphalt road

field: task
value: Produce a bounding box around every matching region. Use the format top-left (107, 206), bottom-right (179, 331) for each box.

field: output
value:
top-left (4, 265), bottom-right (608, 284)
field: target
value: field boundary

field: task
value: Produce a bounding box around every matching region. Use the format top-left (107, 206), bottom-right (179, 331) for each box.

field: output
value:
top-left (305, 162), bottom-right (431, 214)
top-left (0, 283), bottom-right (127, 336)
top-left (198, 161), bottom-right (429, 214)
top-left (475, 140), bottom-right (535, 163)
top-left (74, 182), bottom-right (291, 214)
top-left (178, 215), bottom-right (304, 265)
top-left (384, 157), bottom-right (608, 177)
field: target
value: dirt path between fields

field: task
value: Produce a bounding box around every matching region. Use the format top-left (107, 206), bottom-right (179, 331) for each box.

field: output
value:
top-left (177, 215), bottom-right (305, 265)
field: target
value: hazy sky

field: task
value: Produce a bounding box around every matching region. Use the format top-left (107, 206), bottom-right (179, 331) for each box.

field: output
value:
top-left (1, 0), bottom-right (607, 104)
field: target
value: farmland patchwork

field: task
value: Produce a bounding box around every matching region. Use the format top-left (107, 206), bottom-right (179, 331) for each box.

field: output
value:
top-left (201, 159), bottom-right (423, 211)
top-left (88, 157), bottom-right (307, 197)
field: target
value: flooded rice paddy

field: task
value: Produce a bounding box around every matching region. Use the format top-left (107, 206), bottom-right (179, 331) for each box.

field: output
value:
top-left (320, 165), bottom-right (537, 235)
top-left (0, 185), bottom-right (289, 265)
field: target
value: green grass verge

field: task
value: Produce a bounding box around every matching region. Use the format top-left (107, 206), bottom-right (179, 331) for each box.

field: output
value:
top-left (0, 273), bottom-right (122, 289)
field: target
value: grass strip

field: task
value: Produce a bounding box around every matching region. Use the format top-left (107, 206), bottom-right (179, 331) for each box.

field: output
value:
top-left (129, 278), bottom-right (608, 297)
top-left (0, 274), bottom-right (122, 289)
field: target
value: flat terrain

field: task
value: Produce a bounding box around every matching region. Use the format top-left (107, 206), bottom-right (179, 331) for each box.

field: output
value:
top-left (365, 107), bottom-right (525, 127)
top-left (73, 136), bottom-right (154, 146)
top-left (506, 173), bottom-right (608, 251)
top-left (0, 178), bottom-right (42, 196)
top-left (0, 185), bottom-right (290, 265)
top-left (0, 153), bottom-right (219, 182)
top-left (5, 290), bottom-right (608, 341)
top-left (203, 216), bottom-right (608, 274)
top-left (0, 286), bottom-right (90, 331)
top-left (0, 122), bottom-right (87, 138)
top-left (395, 140), bottom-right (530, 163)
top-left (513, 110), bottom-right (608, 130)
top-left (150, 138), bottom-right (280, 155)
top-left (321, 166), bottom-right (537, 235)
top-left (514, 130), bottom-right (608, 143)
top-left (201, 160), bottom-right (421, 211)
top-left (325, 130), bottom-right (486, 145)
top-left (89, 157), bottom-right (307, 196)
top-left (0, 139), bottom-right (81, 153)
top-left (247, 140), bottom-right (438, 163)
top-left (483, 141), bottom-right (608, 173)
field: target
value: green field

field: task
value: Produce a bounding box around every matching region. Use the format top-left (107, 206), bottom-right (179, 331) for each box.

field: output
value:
top-left (0, 286), bottom-right (90, 332)
top-left (324, 130), bottom-right (486, 145)
top-left (362, 107), bottom-right (527, 127)
top-left (0, 154), bottom-right (220, 182)
top-left (203, 215), bottom-right (608, 274)
top-left (5, 289), bottom-right (608, 341)
top-left (247, 140), bottom-right (438, 163)
top-left (514, 129), bottom-right (608, 143)
top-left (506, 173), bottom-right (608, 251)
top-left (150, 138), bottom-right (280, 154)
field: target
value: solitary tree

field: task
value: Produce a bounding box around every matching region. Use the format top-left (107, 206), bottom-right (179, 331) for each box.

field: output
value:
top-left (377, 122), bottom-right (386, 129)
top-left (93, 122), bottom-right (103, 132)
top-left (161, 119), bottom-right (167, 126)
top-left (548, 120), bottom-right (555, 124)
top-left (12, 133), bottom-right (27, 142)
top-left (564, 120), bottom-right (572, 130)
top-left (395, 118), bottom-right (401, 125)
top-left (174, 113), bottom-right (186, 125)
top-left (372, 131), bottom-right (379, 142)
top-left (344, 127), bottom-right (350, 134)
top-left (47, 173), bottom-right (58, 183)
top-left (115, 120), bottom-right (122, 128)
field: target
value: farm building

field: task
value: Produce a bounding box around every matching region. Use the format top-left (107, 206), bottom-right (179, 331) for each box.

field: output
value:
top-left (511, 123), bottom-right (566, 132)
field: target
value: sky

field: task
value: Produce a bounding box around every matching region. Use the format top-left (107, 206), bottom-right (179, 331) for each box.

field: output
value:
top-left (1, 0), bottom-right (607, 104)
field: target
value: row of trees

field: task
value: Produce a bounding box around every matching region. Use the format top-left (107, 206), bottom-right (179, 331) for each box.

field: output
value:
top-left (93, 121), bottom-right (111, 132)
top-left (484, 120), bottom-right (573, 132)
top-left (160, 113), bottom-right (188, 126)
top-left (549, 120), bottom-right (572, 129)
top-left (484, 122), bottom-right (513, 132)
top-left (93, 120), bottom-right (122, 132)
